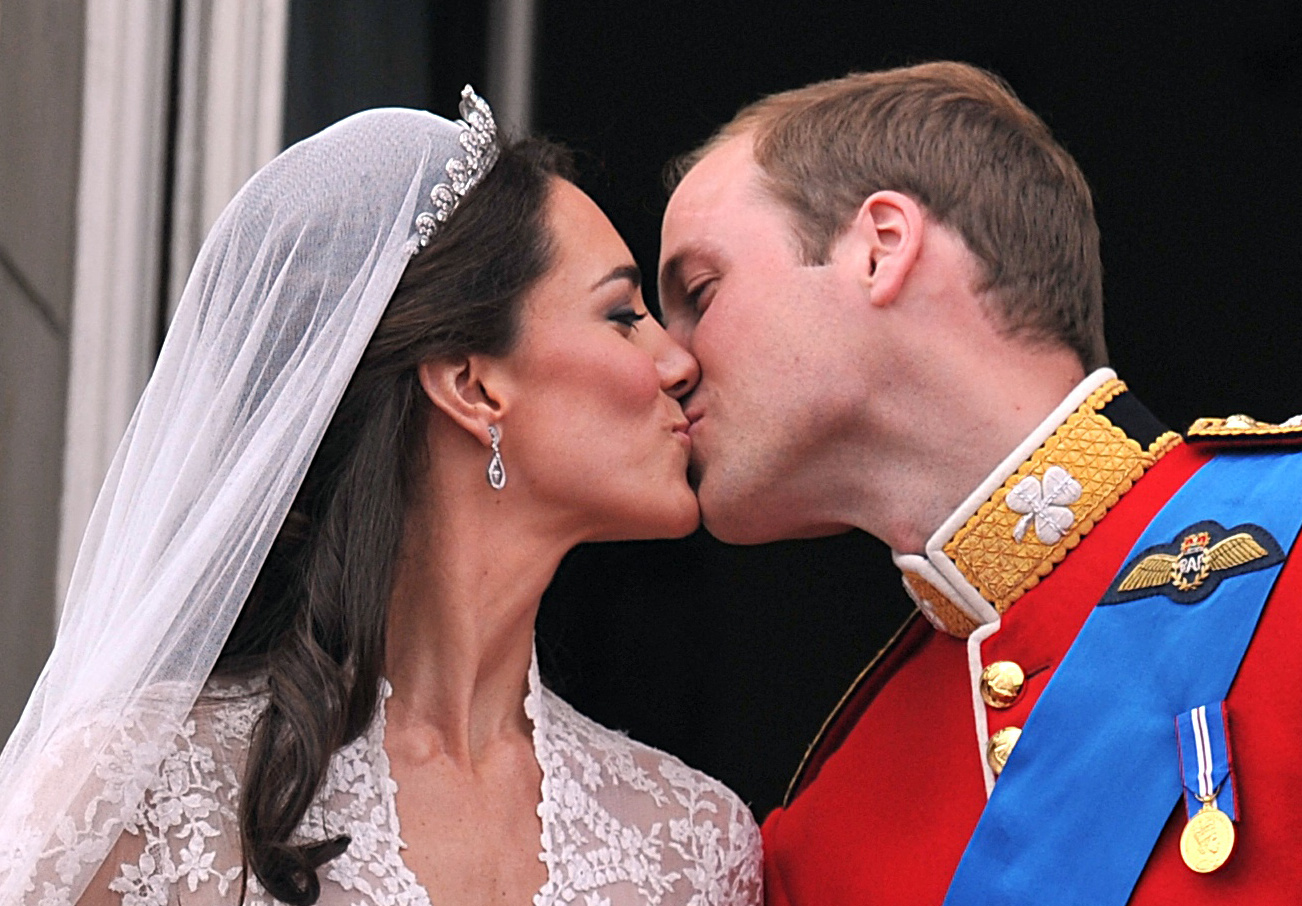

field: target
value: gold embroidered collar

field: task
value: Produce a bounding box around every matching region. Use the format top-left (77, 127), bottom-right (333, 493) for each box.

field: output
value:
top-left (892, 369), bottom-right (1182, 638)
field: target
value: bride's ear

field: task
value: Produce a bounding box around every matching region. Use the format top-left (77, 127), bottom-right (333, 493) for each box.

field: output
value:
top-left (416, 355), bottom-right (507, 443)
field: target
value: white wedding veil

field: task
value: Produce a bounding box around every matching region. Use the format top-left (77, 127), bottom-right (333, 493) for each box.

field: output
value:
top-left (0, 90), bottom-right (499, 903)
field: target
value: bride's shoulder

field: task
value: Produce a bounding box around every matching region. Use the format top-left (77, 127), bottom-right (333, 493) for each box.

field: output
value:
top-left (37, 673), bottom-right (266, 784)
top-left (534, 686), bottom-right (764, 903)
top-left (190, 672), bottom-right (269, 739)
top-left (536, 684), bottom-right (761, 830)
top-left (123, 674), bottom-right (267, 768)
top-left (7, 677), bottom-right (268, 906)
top-left (539, 686), bottom-right (737, 798)
top-left (130, 674), bottom-right (266, 817)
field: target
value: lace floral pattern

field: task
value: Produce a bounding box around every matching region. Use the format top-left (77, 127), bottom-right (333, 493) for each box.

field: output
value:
top-left (528, 658), bottom-right (760, 906)
top-left (40, 650), bottom-right (760, 905)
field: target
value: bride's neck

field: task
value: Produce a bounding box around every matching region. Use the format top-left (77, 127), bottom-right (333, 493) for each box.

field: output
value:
top-left (382, 487), bottom-right (569, 766)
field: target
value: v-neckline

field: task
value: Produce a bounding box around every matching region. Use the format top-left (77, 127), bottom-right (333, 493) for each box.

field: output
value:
top-left (370, 644), bottom-right (551, 906)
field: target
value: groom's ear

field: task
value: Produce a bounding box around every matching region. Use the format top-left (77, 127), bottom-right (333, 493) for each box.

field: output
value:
top-left (844, 190), bottom-right (924, 308)
top-left (417, 355), bottom-right (507, 443)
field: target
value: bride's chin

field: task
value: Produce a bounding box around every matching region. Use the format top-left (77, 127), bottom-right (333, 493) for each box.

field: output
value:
top-left (656, 476), bottom-right (702, 538)
top-left (597, 492), bottom-right (700, 543)
top-left (664, 494), bottom-right (702, 539)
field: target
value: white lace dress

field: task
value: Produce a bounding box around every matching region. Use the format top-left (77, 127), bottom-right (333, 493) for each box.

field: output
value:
top-left (78, 651), bottom-right (762, 906)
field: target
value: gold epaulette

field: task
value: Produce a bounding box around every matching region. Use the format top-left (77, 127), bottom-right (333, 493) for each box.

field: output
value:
top-left (1186, 414), bottom-right (1302, 446)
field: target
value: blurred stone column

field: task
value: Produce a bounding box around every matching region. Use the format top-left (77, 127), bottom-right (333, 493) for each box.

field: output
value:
top-left (486, 0), bottom-right (536, 136)
top-left (0, 0), bottom-right (288, 741)
top-left (0, 0), bottom-right (90, 736)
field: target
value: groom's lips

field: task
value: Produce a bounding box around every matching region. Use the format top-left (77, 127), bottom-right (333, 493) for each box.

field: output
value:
top-left (671, 419), bottom-right (691, 447)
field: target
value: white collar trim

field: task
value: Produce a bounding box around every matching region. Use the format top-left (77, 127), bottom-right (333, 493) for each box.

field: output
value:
top-left (891, 368), bottom-right (1117, 631)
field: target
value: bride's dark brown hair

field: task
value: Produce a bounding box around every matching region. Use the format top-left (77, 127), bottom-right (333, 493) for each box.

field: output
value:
top-left (213, 137), bottom-right (576, 905)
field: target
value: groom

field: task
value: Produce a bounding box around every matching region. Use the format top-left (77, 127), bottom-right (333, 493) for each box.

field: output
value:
top-left (659, 61), bottom-right (1302, 904)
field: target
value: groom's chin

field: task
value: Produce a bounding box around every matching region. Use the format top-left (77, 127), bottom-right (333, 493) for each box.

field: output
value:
top-left (692, 463), bottom-right (789, 545)
top-left (696, 487), bottom-right (775, 546)
top-left (697, 477), bottom-right (854, 545)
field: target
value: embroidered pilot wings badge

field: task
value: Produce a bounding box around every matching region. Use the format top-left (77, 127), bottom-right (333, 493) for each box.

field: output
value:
top-left (1101, 520), bottom-right (1284, 605)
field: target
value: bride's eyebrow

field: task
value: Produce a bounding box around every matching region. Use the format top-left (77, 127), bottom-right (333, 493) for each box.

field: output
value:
top-left (590, 264), bottom-right (642, 292)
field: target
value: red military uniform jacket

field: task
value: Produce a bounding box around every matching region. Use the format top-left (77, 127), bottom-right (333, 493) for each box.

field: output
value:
top-left (762, 371), bottom-right (1302, 904)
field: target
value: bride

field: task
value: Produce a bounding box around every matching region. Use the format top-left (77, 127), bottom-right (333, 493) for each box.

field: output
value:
top-left (0, 90), bottom-right (761, 905)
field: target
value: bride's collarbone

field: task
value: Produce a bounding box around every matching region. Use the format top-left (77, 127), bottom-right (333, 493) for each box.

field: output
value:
top-left (386, 728), bottom-right (547, 903)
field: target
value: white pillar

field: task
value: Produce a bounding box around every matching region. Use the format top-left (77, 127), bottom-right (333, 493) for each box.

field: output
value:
top-left (59, 0), bottom-right (175, 615)
top-left (168, 0), bottom-right (289, 312)
top-left (58, 0), bottom-right (290, 615)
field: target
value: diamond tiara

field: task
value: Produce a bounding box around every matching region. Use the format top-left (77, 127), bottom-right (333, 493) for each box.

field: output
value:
top-left (414, 85), bottom-right (501, 249)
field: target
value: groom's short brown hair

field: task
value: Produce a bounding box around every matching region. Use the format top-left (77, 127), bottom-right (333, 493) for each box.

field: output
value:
top-left (668, 61), bottom-right (1107, 370)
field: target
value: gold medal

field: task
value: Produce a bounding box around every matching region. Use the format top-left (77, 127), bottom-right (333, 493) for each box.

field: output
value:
top-left (1180, 802), bottom-right (1235, 873)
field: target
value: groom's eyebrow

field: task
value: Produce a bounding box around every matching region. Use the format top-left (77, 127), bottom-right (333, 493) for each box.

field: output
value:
top-left (659, 243), bottom-right (714, 294)
top-left (591, 264), bottom-right (642, 292)
top-left (659, 254), bottom-right (685, 291)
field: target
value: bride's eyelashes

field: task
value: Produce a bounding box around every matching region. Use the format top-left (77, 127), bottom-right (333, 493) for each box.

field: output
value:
top-left (609, 307), bottom-right (649, 332)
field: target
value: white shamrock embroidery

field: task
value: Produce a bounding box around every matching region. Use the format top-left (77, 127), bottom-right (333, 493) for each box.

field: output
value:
top-left (1006, 465), bottom-right (1082, 545)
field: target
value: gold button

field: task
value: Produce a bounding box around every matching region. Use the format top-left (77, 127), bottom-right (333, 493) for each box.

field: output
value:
top-left (986, 726), bottom-right (1022, 777)
top-left (980, 661), bottom-right (1026, 709)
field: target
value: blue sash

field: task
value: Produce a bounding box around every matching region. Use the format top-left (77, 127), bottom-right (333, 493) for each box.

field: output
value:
top-left (944, 449), bottom-right (1302, 906)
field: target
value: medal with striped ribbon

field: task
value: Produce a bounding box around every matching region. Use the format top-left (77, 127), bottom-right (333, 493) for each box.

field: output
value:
top-left (1176, 702), bottom-right (1237, 873)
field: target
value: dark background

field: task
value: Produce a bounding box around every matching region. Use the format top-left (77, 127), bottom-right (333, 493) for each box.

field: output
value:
top-left (285, 0), bottom-right (1302, 819)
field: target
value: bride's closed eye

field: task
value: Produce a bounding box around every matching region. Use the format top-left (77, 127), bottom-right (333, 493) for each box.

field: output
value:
top-left (609, 307), bottom-right (649, 332)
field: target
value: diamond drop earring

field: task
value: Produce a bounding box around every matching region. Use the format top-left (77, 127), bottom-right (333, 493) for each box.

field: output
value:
top-left (486, 424), bottom-right (506, 490)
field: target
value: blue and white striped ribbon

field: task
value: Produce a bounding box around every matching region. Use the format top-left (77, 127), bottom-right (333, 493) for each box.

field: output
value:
top-left (1176, 702), bottom-right (1237, 820)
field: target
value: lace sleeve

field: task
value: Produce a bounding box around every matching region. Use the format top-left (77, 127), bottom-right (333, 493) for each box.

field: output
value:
top-left (724, 791), bottom-right (764, 906)
top-left (710, 781), bottom-right (763, 906)
top-left (725, 813), bottom-right (764, 906)
top-left (0, 688), bottom-right (192, 906)
top-left (71, 684), bottom-right (261, 906)
top-left (656, 758), bottom-right (763, 906)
